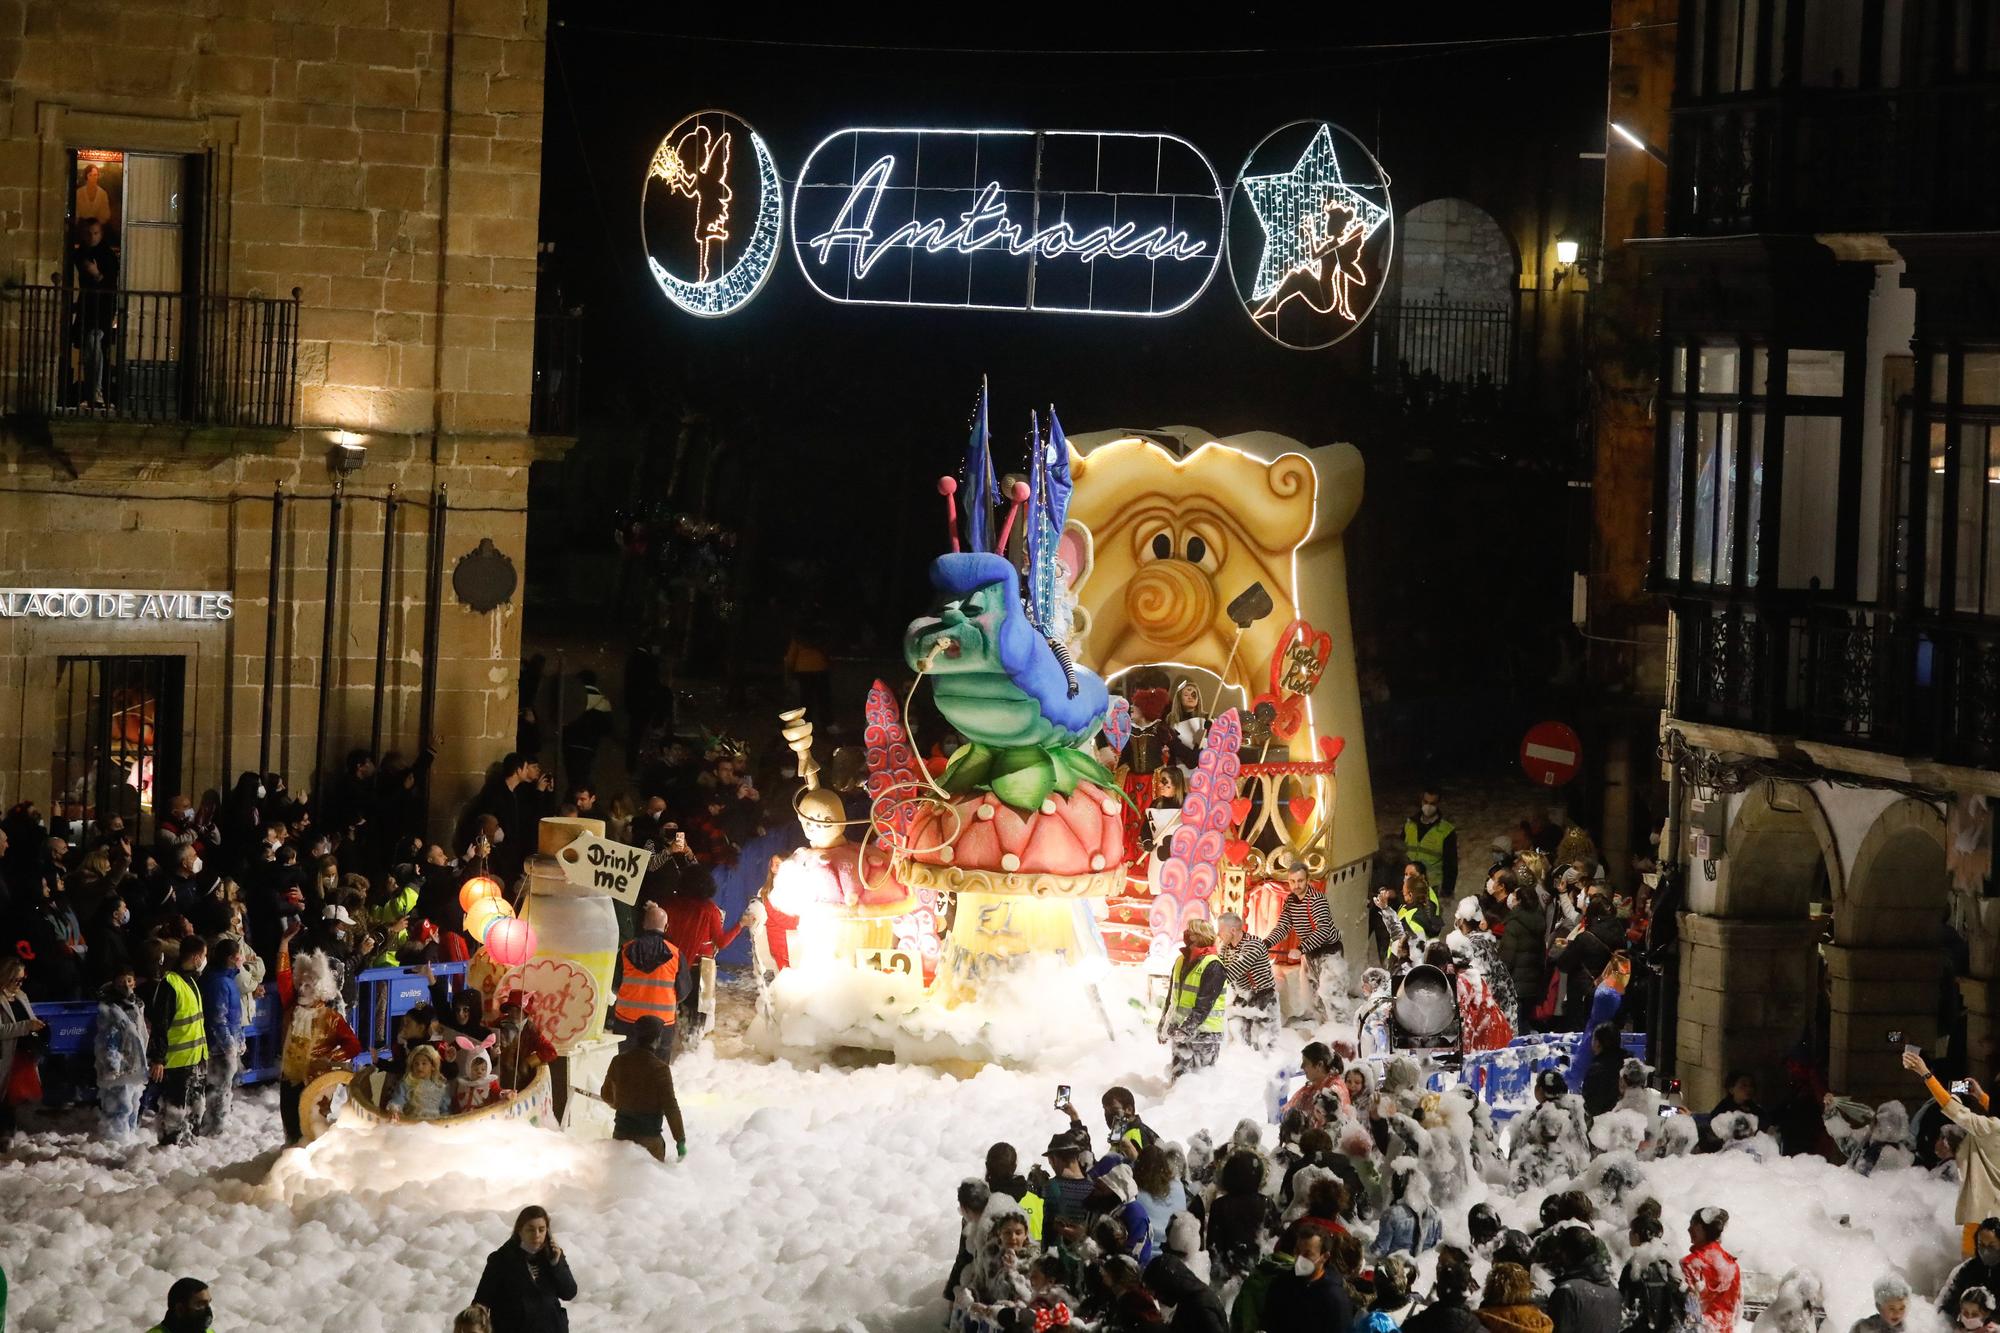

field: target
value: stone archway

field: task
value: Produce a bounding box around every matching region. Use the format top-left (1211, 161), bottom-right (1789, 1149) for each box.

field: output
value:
top-left (1676, 781), bottom-right (1838, 1109)
top-left (1828, 799), bottom-right (1949, 1100)
top-left (1388, 198), bottom-right (1518, 387)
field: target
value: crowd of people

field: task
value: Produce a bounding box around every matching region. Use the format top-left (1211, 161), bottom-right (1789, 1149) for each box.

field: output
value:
top-left (0, 721), bottom-right (780, 1156)
top-left (937, 1053), bottom-right (1998, 1333)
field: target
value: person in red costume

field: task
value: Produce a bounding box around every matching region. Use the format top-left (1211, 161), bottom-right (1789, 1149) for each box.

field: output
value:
top-left (1680, 1206), bottom-right (1741, 1333)
top-left (663, 866), bottom-right (747, 1044)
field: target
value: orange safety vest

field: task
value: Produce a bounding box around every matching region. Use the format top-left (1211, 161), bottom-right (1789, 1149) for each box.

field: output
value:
top-left (614, 937), bottom-right (681, 1026)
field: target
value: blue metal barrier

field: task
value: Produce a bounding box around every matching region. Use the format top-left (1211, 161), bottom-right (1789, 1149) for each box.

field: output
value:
top-left (35, 962), bottom-right (469, 1091)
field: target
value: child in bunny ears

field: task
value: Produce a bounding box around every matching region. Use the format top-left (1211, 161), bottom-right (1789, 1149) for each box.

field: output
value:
top-left (451, 1035), bottom-right (508, 1113)
top-left (386, 1042), bottom-right (452, 1121)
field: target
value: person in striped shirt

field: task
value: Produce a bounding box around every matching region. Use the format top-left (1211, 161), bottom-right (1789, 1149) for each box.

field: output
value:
top-left (1263, 862), bottom-right (1349, 1024)
top-left (1217, 912), bottom-right (1279, 1050)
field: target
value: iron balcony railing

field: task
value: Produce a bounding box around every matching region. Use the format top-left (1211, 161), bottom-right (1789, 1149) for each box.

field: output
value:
top-left (1670, 592), bottom-right (2000, 771)
top-left (2, 281), bottom-right (301, 429)
top-left (1671, 83), bottom-right (2000, 235)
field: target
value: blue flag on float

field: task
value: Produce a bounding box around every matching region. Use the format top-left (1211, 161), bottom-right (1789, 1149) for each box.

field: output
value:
top-left (964, 378), bottom-right (997, 552)
top-left (1026, 407), bottom-right (1073, 627)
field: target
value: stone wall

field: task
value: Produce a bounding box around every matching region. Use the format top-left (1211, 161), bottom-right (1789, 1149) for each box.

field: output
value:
top-left (1397, 197), bottom-right (1517, 307)
top-left (0, 0), bottom-right (555, 839)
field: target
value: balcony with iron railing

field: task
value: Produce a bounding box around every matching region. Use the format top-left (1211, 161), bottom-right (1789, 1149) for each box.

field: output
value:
top-left (0, 279), bottom-right (301, 431)
top-left (1669, 591), bottom-right (2000, 771)
top-left (1670, 82), bottom-right (2000, 235)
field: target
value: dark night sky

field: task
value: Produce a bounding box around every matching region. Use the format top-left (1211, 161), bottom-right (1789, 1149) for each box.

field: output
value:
top-left (533, 6), bottom-right (1614, 638)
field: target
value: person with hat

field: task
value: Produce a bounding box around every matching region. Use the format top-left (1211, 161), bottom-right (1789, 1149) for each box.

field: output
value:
top-left (600, 1013), bottom-right (685, 1161)
top-left (492, 991), bottom-right (558, 1093)
top-left (1159, 919), bottom-right (1227, 1079)
top-left (1036, 1126), bottom-right (1097, 1245)
top-left (613, 900), bottom-right (682, 1057)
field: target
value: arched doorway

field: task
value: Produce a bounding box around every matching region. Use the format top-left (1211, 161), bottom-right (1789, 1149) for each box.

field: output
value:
top-left (1830, 799), bottom-right (1949, 1100)
top-left (1676, 781), bottom-right (1837, 1110)
top-left (1384, 198), bottom-right (1517, 389)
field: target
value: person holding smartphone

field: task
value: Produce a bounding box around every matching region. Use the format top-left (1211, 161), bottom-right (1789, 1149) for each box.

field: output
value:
top-left (1905, 1048), bottom-right (2000, 1257)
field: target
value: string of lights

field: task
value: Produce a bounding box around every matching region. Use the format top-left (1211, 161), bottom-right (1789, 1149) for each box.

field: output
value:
top-left (556, 19), bottom-right (1675, 60)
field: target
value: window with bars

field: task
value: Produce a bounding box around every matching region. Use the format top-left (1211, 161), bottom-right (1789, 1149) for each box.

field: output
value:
top-left (51, 656), bottom-right (184, 848)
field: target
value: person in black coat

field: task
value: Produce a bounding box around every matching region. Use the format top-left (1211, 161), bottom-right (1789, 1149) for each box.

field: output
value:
top-left (1263, 1221), bottom-right (1354, 1333)
top-left (1553, 899), bottom-right (1624, 1030)
top-left (1146, 1252), bottom-right (1227, 1333)
top-left (1548, 1226), bottom-right (1621, 1333)
top-left (472, 1205), bottom-right (577, 1333)
top-left (1404, 1249), bottom-right (1485, 1333)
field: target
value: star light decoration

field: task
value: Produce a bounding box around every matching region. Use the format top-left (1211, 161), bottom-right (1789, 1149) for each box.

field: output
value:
top-left (1239, 123), bottom-right (1389, 318)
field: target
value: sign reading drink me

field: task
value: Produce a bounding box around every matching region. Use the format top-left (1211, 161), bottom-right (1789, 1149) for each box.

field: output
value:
top-left (0, 588), bottom-right (234, 622)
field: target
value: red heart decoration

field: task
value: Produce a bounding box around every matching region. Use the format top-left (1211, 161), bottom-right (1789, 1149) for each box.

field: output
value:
top-left (1287, 797), bottom-right (1316, 826)
top-left (1229, 797), bottom-right (1253, 824)
top-left (1317, 735), bottom-right (1345, 765)
top-left (1223, 839), bottom-right (1251, 865)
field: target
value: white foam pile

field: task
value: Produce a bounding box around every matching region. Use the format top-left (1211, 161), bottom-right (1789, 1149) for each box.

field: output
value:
top-left (0, 976), bottom-right (1969, 1332)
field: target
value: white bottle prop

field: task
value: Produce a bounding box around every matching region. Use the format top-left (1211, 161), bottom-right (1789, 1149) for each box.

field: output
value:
top-left (518, 817), bottom-right (620, 1049)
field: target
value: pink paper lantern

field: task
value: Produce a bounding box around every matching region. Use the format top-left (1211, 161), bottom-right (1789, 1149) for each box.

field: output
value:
top-left (485, 915), bottom-right (538, 967)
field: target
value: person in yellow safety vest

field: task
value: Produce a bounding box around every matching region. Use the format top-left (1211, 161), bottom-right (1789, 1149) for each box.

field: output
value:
top-left (146, 936), bottom-right (209, 1148)
top-left (1158, 918), bottom-right (1226, 1080)
top-left (614, 900), bottom-right (682, 1059)
top-left (1403, 787), bottom-right (1457, 905)
top-left (1396, 866), bottom-right (1444, 947)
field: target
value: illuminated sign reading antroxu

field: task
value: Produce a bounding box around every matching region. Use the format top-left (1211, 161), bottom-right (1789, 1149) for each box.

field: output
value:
top-left (0, 588), bottom-right (233, 622)
top-left (791, 128), bottom-right (1225, 317)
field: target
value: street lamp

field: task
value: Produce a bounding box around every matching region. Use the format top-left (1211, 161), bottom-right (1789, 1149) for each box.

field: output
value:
top-left (1610, 121), bottom-right (1669, 165)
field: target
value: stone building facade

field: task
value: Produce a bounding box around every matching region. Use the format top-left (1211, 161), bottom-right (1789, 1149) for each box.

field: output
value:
top-left (0, 0), bottom-right (567, 843)
top-left (1634, 0), bottom-right (2000, 1105)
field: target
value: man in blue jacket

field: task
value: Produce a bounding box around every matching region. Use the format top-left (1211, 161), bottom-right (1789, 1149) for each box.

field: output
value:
top-left (199, 937), bottom-right (248, 1136)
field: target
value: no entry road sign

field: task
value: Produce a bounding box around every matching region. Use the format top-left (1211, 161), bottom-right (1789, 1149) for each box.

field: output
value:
top-left (1521, 721), bottom-right (1582, 787)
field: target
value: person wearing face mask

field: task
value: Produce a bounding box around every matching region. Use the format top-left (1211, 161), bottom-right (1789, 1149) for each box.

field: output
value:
top-left (1944, 1225), bottom-right (2000, 1314)
top-left (146, 935), bottom-right (209, 1147)
top-left (1961, 1289), bottom-right (2000, 1333)
top-left (1404, 788), bottom-right (1457, 905)
top-left (471, 1205), bottom-right (577, 1333)
top-left (1262, 1220), bottom-right (1353, 1333)
top-left (1158, 919), bottom-right (1226, 1079)
top-left (146, 1276), bottom-right (214, 1333)
top-left (85, 892), bottom-right (136, 987)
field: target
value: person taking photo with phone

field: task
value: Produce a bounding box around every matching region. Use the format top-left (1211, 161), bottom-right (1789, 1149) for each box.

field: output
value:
top-left (1905, 1048), bottom-right (2000, 1257)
